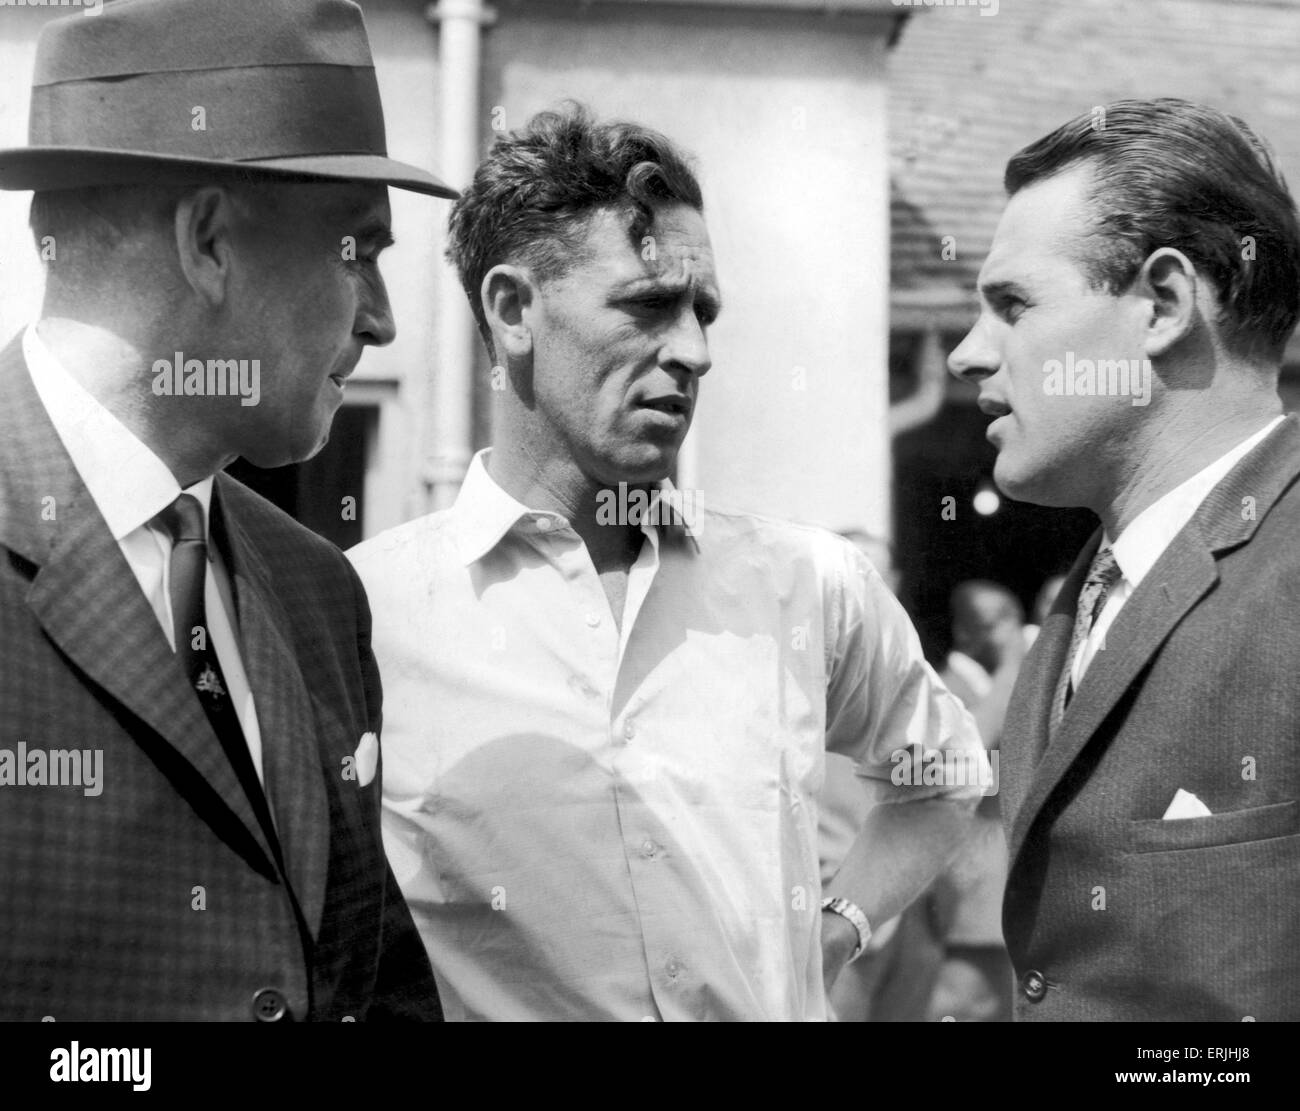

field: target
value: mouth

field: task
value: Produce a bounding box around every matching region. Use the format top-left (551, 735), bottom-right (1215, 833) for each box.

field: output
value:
top-left (978, 395), bottom-right (1012, 442)
top-left (976, 395), bottom-right (1011, 420)
top-left (328, 371), bottom-right (350, 391)
top-left (637, 395), bottom-right (693, 420)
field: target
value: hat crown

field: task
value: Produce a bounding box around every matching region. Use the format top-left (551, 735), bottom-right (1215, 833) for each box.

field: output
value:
top-left (0, 0), bottom-right (456, 198)
top-left (34, 0), bottom-right (374, 85)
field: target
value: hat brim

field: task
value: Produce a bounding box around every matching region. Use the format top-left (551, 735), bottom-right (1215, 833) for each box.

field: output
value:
top-left (0, 147), bottom-right (458, 198)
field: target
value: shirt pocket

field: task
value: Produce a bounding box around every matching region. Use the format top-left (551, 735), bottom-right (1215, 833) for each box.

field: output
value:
top-left (1126, 799), bottom-right (1297, 854)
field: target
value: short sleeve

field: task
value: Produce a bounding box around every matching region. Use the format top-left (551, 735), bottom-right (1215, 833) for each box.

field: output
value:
top-left (822, 537), bottom-right (988, 808)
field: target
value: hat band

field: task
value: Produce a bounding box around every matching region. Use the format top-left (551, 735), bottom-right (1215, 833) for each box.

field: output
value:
top-left (29, 64), bottom-right (388, 162)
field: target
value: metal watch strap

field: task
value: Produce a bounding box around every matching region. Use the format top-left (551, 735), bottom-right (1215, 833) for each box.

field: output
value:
top-left (821, 896), bottom-right (872, 962)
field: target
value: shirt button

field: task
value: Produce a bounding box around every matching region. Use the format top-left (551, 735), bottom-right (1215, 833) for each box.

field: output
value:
top-left (640, 839), bottom-right (658, 859)
top-left (251, 987), bottom-right (289, 1022)
top-left (665, 958), bottom-right (683, 979)
top-left (623, 720), bottom-right (636, 740)
top-left (585, 612), bottom-right (601, 628)
top-left (1021, 970), bottom-right (1048, 1003)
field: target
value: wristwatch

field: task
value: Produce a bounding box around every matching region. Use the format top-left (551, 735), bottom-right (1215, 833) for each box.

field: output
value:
top-left (821, 896), bottom-right (872, 962)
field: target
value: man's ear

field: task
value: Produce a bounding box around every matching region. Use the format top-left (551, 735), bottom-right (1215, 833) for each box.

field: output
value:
top-left (1137, 247), bottom-right (1198, 359)
top-left (482, 264), bottom-right (537, 362)
top-left (174, 185), bottom-right (236, 307)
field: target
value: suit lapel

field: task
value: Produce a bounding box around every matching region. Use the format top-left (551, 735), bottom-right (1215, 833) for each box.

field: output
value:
top-left (1006, 416), bottom-right (1300, 871)
top-left (1000, 541), bottom-right (1093, 830)
top-left (0, 336), bottom-right (278, 873)
top-left (216, 477), bottom-right (330, 941)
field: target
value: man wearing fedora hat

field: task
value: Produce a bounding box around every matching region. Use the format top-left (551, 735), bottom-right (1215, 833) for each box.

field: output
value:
top-left (0, 0), bottom-right (455, 1021)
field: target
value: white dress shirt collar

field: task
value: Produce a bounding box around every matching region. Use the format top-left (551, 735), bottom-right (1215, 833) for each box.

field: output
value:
top-left (453, 448), bottom-right (698, 567)
top-left (1108, 416), bottom-right (1284, 590)
top-left (23, 323), bottom-right (214, 537)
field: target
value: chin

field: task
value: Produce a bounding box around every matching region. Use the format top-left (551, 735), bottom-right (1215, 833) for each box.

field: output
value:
top-left (240, 428), bottom-right (330, 470)
top-left (607, 447), bottom-right (678, 485)
top-left (994, 459), bottom-right (1078, 509)
top-left (991, 453), bottom-right (1039, 503)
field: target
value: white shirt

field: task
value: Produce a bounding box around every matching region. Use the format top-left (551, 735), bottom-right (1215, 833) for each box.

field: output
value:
top-left (1073, 416), bottom-right (1285, 687)
top-left (349, 450), bottom-right (985, 1021)
top-left (24, 324), bottom-right (264, 781)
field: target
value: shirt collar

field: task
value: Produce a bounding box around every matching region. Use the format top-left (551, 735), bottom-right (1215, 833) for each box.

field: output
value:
top-left (453, 450), bottom-right (538, 566)
top-left (24, 323), bottom-right (214, 541)
top-left (453, 448), bottom-right (701, 567)
top-left (1109, 415), bottom-right (1284, 589)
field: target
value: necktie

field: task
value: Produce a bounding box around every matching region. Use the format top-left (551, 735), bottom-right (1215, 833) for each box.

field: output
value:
top-left (153, 493), bottom-right (281, 857)
top-left (1051, 545), bottom-right (1122, 729)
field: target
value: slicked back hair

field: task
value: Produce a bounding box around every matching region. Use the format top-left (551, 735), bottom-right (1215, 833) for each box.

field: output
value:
top-left (447, 103), bottom-right (704, 359)
top-left (1005, 98), bottom-right (1300, 363)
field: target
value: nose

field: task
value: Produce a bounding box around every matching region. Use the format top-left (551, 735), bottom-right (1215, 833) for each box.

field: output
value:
top-left (356, 269), bottom-right (397, 348)
top-left (662, 307), bottom-right (712, 379)
top-left (947, 315), bottom-right (1000, 384)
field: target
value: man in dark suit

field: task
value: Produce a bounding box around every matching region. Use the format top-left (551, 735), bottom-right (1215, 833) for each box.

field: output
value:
top-left (0, 0), bottom-right (455, 1020)
top-left (948, 98), bottom-right (1300, 1021)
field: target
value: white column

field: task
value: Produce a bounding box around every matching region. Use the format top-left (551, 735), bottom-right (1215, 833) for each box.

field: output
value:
top-left (424, 0), bottom-right (492, 510)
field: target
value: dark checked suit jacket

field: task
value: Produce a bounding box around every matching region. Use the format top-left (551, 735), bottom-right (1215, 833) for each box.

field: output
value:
top-left (1000, 415), bottom-right (1300, 1021)
top-left (0, 336), bottom-right (441, 1021)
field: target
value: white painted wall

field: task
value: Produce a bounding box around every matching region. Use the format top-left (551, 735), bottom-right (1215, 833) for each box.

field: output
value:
top-left (483, 1), bottom-right (894, 534)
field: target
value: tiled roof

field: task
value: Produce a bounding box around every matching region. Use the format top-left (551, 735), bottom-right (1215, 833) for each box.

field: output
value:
top-left (889, 0), bottom-right (1300, 312)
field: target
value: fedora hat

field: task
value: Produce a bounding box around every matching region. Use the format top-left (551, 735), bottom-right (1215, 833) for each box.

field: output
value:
top-left (0, 0), bottom-right (457, 197)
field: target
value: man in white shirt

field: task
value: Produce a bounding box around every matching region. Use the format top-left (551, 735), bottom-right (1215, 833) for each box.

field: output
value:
top-left (948, 97), bottom-right (1300, 1020)
top-left (350, 105), bottom-right (986, 1021)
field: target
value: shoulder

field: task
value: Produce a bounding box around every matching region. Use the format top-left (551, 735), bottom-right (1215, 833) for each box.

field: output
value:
top-left (695, 501), bottom-right (871, 573)
top-left (691, 504), bottom-right (896, 656)
top-left (347, 508), bottom-right (459, 582)
top-left (216, 472), bottom-right (356, 584)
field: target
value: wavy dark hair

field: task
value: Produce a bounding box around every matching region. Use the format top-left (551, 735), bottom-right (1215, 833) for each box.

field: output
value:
top-left (1005, 98), bottom-right (1300, 362)
top-left (447, 103), bottom-right (703, 359)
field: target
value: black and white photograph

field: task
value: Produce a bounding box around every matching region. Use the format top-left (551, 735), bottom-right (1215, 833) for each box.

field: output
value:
top-left (0, 0), bottom-right (1293, 1088)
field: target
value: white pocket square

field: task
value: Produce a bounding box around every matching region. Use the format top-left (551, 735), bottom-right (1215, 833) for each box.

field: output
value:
top-left (353, 731), bottom-right (379, 788)
top-left (1162, 788), bottom-right (1212, 819)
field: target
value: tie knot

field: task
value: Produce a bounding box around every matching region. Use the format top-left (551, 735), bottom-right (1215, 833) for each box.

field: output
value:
top-left (1086, 546), bottom-right (1121, 589)
top-left (153, 492), bottom-right (206, 544)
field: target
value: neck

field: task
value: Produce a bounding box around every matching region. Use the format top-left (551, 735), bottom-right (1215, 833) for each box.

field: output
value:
top-left (487, 436), bottom-right (648, 572)
top-left (37, 315), bottom-right (236, 488)
top-left (1098, 389), bottom-right (1281, 539)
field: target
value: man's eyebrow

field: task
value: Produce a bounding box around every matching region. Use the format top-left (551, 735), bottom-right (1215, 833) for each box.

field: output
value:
top-left (612, 276), bottom-right (723, 317)
top-left (978, 278), bottom-right (1029, 302)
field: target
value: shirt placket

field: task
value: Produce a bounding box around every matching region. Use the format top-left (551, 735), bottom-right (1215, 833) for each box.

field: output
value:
top-left (608, 527), bottom-right (698, 1019)
top-left (534, 515), bottom-right (691, 1019)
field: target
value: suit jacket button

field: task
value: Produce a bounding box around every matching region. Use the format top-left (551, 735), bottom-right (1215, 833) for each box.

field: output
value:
top-left (1021, 970), bottom-right (1047, 1003)
top-left (252, 988), bottom-right (289, 1022)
